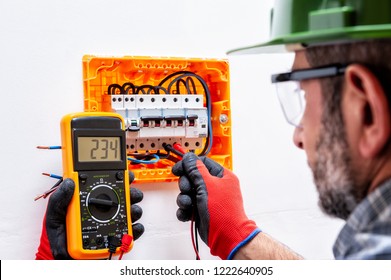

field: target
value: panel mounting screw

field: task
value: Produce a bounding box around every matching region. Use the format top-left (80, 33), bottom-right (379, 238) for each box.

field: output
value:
top-left (219, 114), bottom-right (229, 124)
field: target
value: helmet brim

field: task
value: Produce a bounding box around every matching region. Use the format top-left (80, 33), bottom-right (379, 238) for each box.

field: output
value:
top-left (227, 25), bottom-right (391, 55)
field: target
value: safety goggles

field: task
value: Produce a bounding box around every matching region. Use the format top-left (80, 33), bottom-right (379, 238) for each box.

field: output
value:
top-left (271, 64), bottom-right (347, 127)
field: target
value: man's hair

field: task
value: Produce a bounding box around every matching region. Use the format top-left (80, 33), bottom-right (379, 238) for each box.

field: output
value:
top-left (305, 39), bottom-right (391, 110)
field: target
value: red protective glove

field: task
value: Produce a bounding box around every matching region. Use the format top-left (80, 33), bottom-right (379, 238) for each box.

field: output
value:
top-left (172, 153), bottom-right (261, 259)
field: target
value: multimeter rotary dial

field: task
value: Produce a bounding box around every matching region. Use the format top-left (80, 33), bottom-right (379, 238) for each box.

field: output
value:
top-left (86, 185), bottom-right (120, 223)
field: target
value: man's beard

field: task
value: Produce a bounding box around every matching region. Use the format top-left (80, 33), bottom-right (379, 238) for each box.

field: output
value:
top-left (311, 119), bottom-right (359, 220)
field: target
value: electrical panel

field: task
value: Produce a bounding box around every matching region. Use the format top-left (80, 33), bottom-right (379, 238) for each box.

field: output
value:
top-left (83, 56), bottom-right (232, 183)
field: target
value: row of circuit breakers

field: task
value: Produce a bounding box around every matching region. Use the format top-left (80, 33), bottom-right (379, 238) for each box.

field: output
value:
top-left (110, 93), bottom-right (208, 152)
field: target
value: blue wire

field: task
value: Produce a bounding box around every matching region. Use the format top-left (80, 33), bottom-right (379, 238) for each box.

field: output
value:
top-left (49, 146), bottom-right (62, 149)
top-left (128, 154), bottom-right (160, 164)
top-left (48, 174), bottom-right (63, 179)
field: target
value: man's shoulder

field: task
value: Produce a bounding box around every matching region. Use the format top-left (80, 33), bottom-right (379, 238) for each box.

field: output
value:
top-left (333, 179), bottom-right (391, 260)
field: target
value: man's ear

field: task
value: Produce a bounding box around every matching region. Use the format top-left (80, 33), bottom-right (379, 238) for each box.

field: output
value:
top-left (344, 64), bottom-right (391, 158)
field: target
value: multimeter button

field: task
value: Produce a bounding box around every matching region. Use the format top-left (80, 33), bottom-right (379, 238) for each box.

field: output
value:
top-left (116, 171), bottom-right (124, 180)
top-left (79, 173), bottom-right (88, 181)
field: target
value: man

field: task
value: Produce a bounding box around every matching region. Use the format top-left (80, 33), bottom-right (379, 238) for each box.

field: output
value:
top-left (173, 0), bottom-right (391, 259)
top-left (37, 0), bottom-right (391, 260)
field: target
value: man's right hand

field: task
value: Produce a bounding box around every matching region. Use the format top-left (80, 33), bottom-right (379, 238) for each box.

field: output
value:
top-left (172, 153), bottom-right (261, 260)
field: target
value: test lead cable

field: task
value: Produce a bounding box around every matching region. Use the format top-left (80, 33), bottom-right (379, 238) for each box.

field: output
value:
top-left (191, 212), bottom-right (201, 260)
top-left (163, 143), bottom-right (201, 259)
top-left (162, 143), bottom-right (184, 158)
top-left (118, 234), bottom-right (133, 260)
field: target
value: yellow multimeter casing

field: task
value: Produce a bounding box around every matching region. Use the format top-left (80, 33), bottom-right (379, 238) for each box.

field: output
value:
top-left (60, 112), bottom-right (133, 259)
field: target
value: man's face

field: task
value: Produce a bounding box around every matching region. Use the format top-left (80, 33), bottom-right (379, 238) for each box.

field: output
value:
top-left (292, 51), bottom-right (358, 220)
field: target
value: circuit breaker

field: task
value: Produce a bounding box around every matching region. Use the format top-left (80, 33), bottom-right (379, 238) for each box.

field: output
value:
top-left (111, 94), bottom-right (208, 152)
top-left (83, 56), bottom-right (232, 183)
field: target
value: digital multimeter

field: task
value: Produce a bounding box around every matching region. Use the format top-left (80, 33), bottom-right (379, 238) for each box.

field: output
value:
top-left (60, 112), bottom-right (133, 259)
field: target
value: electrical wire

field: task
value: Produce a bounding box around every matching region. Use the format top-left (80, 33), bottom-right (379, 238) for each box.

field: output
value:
top-left (191, 215), bottom-right (201, 260)
top-left (36, 145), bottom-right (62, 150)
top-left (107, 236), bottom-right (121, 260)
top-left (157, 71), bottom-right (196, 87)
top-left (174, 76), bottom-right (197, 95)
top-left (128, 154), bottom-right (160, 164)
top-left (156, 149), bottom-right (170, 159)
top-left (163, 143), bottom-right (201, 260)
top-left (194, 221), bottom-right (201, 260)
top-left (162, 143), bottom-right (184, 158)
top-left (186, 76), bottom-right (197, 94)
top-left (123, 82), bottom-right (136, 95)
top-left (154, 86), bottom-right (169, 95)
top-left (34, 177), bottom-right (63, 201)
top-left (162, 72), bottom-right (213, 156)
top-left (118, 234), bottom-right (133, 260)
top-left (42, 173), bottom-right (63, 180)
top-left (136, 85), bottom-right (157, 95)
top-left (176, 78), bottom-right (187, 94)
top-left (108, 83), bottom-right (123, 95)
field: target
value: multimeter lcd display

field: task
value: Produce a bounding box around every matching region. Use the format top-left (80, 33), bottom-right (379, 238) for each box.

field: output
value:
top-left (77, 137), bottom-right (121, 162)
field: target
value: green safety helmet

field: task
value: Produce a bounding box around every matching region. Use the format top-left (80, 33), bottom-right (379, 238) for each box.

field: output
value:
top-left (228, 0), bottom-right (391, 54)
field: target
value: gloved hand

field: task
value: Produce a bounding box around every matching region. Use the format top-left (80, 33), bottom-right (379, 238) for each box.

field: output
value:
top-left (172, 153), bottom-right (261, 260)
top-left (35, 172), bottom-right (144, 260)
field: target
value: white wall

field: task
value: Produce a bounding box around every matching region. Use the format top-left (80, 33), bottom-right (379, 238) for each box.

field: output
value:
top-left (0, 0), bottom-right (343, 260)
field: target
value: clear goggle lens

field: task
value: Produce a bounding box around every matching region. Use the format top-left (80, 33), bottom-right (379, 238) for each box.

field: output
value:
top-left (275, 81), bottom-right (305, 127)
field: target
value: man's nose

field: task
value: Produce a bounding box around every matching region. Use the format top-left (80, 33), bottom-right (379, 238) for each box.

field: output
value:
top-left (293, 125), bottom-right (304, 149)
